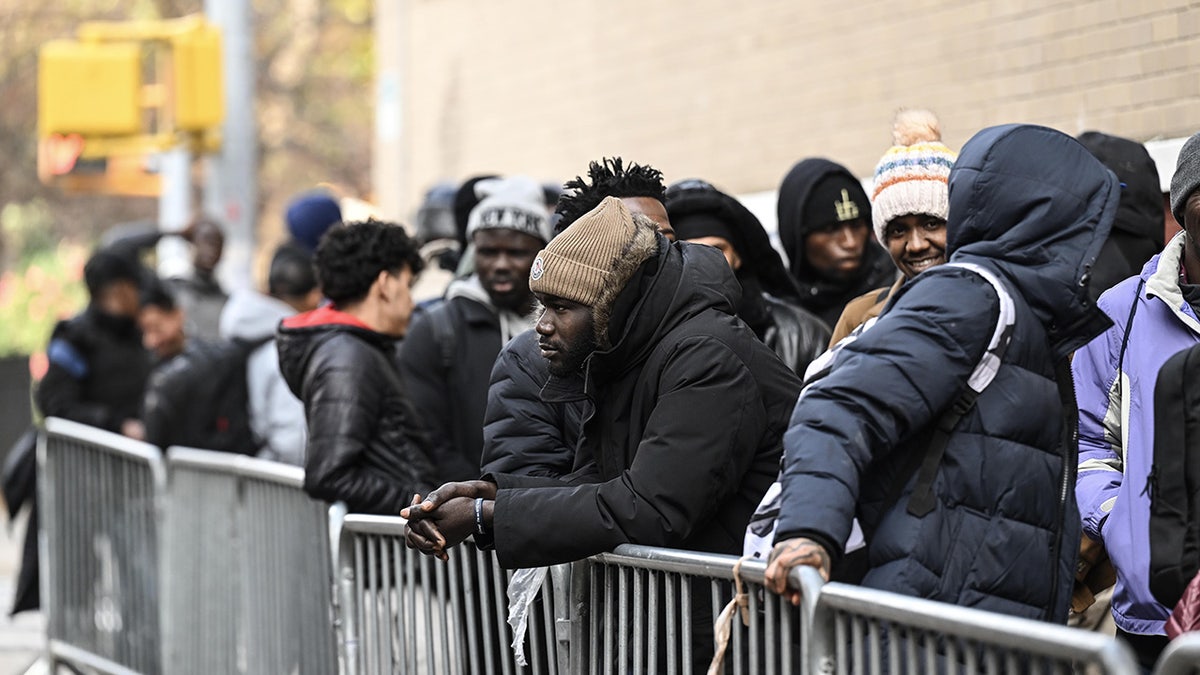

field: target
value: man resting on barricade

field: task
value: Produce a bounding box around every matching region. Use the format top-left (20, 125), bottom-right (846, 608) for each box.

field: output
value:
top-left (402, 196), bottom-right (802, 567)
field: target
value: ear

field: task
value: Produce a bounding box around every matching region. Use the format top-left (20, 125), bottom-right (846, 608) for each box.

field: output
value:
top-left (373, 269), bottom-right (393, 300)
top-left (729, 248), bottom-right (743, 272)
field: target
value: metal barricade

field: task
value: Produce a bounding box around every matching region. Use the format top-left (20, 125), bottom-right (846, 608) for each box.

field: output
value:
top-left (575, 545), bottom-right (823, 675)
top-left (337, 514), bottom-right (572, 675)
top-left (163, 447), bottom-right (337, 675)
top-left (809, 581), bottom-right (1140, 674)
top-left (1156, 633), bottom-right (1200, 675)
top-left (39, 417), bottom-right (168, 675)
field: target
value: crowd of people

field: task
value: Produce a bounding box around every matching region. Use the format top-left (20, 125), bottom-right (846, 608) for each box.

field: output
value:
top-left (22, 109), bottom-right (1200, 672)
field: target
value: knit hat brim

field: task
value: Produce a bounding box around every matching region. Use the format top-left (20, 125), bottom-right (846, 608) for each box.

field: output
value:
top-left (1170, 131), bottom-right (1200, 225)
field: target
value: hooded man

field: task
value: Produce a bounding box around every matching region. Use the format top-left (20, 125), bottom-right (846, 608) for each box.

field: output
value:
top-left (398, 176), bottom-right (554, 480)
top-left (402, 196), bottom-right (802, 571)
top-left (764, 125), bottom-right (1120, 626)
top-left (277, 221), bottom-right (440, 514)
top-left (665, 179), bottom-right (829, 375)
top-left (1077, 131), bottom-right (1165, 303)
top-left (777, 159), bottom-right (897, 328)
top-left (37, 249), bottom-right (151, 439)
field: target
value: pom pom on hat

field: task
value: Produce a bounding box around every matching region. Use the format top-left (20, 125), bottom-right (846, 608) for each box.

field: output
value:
top-left (871, 109), bottom-right (957, 242)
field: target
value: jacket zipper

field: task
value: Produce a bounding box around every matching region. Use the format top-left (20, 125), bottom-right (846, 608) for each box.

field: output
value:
top-left (1047, 359), bottom-right (1078, 620)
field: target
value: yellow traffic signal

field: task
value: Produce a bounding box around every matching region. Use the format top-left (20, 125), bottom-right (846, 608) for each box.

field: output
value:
top-left (38, 40), bottom-right (142, 137)
top-left (172, 23), bottom-right (223, 131)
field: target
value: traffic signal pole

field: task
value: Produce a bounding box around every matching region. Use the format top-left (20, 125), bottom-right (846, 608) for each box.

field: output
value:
top-left (203, 0), bottom-right (255, 291)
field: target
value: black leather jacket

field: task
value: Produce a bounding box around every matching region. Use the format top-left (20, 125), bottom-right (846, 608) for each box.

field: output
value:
top-left (746, 292), bottom-right (831, 377)
top-left (278, 307), bottom-right (440, 514)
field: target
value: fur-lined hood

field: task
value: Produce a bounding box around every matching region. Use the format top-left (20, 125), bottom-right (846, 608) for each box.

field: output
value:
top-left (588, 236), bottom-right (741, 380)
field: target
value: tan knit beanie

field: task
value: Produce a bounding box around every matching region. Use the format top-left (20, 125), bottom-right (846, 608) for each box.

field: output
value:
top-left (529, 196), bottom-right (659, 309)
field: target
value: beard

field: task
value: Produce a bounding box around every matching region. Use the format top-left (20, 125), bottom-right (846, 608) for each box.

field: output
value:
top-left (545, 333), bottom-right (596, 377)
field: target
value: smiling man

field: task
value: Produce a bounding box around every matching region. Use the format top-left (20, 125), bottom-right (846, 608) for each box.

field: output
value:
top-left (398, 176), bottom-right (554, 481)
top-left (403, 196), bottom-right (801, 571)
top-left (828, 109), bottom-right (957, 345)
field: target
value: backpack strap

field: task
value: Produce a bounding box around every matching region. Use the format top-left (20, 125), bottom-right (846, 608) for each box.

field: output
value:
top-left (906, 262), bottom-right (1017, 517)
top-left (427, 302), bottom-right (457, 373)
top-left (1116, 279), bottom-right (1145, 390)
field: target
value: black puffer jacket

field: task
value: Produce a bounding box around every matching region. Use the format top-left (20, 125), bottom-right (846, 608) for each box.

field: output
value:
top-left (35, 307), bottom-right (151, 432)
top-left (777, 159), bottom-right (897, 328)
top-left (278, 306), bottom-right (439, 514)
top-left (486, 239), bottom-right (803, 568)
top-left (479, 329), bottom-right (584, 478)
top-left (775, 125), bottom-right (1119, 622)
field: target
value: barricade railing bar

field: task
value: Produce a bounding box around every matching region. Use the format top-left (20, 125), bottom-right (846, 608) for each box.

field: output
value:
top-left (810, 580), bottom-right (1140, 674)
top-left (39, 417), bottom-right (168, 675)
top-left (337, 514), bottom-right (571, 675)
top-left (1155, 633), bottom-right (1200, 675)
top-left (578, 545), bottom-right (823, 675)
top-left (163, 446), bottom-right (337, 675)
top-left (38, 419), bottom-right (1169, 675)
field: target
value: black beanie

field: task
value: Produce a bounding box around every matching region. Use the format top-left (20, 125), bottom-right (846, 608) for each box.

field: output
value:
top-left (84, 250), bottom-right (142, 297)
top-left (665, 178), bottom-right (803, 300)
top-left (803, 174), bottom-right (870, 233)
top-left (671, 212), bottom-right (744, 253)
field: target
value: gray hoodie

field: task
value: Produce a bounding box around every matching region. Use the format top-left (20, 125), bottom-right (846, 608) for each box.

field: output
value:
top-left (219, 289), bottom-right (307, 466)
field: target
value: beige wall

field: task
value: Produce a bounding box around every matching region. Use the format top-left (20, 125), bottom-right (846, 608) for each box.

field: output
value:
top-left (379, 0), bottom-right (1200, 217)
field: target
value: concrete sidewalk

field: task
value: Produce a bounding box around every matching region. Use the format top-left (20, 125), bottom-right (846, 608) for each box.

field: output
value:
top-left (0, 507), bottom-right (44, 675)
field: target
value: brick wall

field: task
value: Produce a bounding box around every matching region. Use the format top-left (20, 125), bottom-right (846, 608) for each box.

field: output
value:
top-left (383, 0), bottom-right (1200, 214)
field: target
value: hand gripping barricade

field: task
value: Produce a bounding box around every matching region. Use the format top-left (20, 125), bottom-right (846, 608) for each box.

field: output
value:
top-left (162, 446), bottom-right (337, 675)
top-left (39, 417), bottom-right (168, 675)
top-left (335, 514), bottom-right (573, 675)
top-left (569, 546), bottom-right (823, 675)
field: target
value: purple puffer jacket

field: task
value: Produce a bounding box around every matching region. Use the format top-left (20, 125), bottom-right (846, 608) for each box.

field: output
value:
top-left (1075, 232), bottom-right (1200, 636)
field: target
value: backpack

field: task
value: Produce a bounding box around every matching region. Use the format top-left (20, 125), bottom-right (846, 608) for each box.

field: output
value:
top-left (744, 262), bottom-right (1016, 562)
top-left (1148, 341), bottom-right (1200, 608)
top-left (148, 337), bottom-right (271, 455)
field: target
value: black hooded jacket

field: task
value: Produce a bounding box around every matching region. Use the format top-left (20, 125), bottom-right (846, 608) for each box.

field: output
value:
top-left (483, 239), bottom-right (803, 568)
top-left (775, 125), bottom-right (1119, 622)
top-left (35, 307), bottom-right (151, 432)
top-left (665, 180), bottom-right (831, 375)
top-left (777, 159), bottom-right (897, 328)
top-left (277, 306), bottom-right (439, 514)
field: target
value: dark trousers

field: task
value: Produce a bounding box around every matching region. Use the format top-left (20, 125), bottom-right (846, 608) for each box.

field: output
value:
top-left (1116, 627), bottom-right (1169, 674)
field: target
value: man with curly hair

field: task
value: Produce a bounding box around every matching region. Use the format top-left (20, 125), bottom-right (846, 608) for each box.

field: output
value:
top-left (478, 158), bottom-right (676, 478)
top-left (277, 220), bottom-right (441, 514)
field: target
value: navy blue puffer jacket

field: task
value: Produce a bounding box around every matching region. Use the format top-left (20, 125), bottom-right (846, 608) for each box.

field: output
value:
top-left (774, 125), bottom-right (1119, 622)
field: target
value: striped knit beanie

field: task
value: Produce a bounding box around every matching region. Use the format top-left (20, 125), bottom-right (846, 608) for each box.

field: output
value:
top-left (871, 109), bottom-right (957, 241)
top-left (529, 196), bottom-right (658, 309)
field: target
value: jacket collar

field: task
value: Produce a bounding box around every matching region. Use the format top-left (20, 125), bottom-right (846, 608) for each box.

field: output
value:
top-left (1145, 232), bottom-right (1200, 335)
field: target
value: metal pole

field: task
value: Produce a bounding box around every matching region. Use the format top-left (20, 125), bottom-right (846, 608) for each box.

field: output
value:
top-left (155, 146), bottom-right (192, 280)
top-left (204, 0), bottom-right (256, 291)
top-left (373, 0), bottom-right (405, 220)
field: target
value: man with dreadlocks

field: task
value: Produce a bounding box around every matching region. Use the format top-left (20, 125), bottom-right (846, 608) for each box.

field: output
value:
top-left (478, 157), bottom-right (675, 478)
